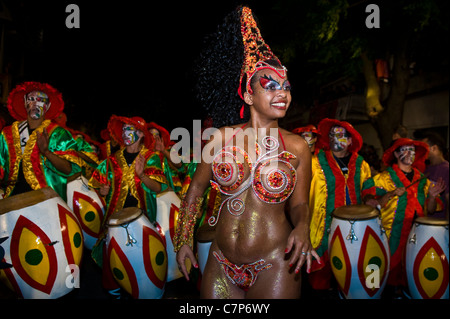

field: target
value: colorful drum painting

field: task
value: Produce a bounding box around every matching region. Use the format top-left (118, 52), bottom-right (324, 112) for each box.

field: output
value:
top-left (405, 217), bottom-right (449, 299)
top-left (106, 207), bottom-right (167, 299)
top-left (155, 190), bottom-right (190, 282)
top-left (328, 205), bottom-right (390, 299)
top-left (66, 173), bottom-right (105, 250)
top-left (0, 188), bottom-right (83, 299)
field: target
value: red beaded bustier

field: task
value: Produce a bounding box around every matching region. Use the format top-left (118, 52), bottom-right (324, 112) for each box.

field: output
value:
top-left (209, 130), bottom-right (297, 226)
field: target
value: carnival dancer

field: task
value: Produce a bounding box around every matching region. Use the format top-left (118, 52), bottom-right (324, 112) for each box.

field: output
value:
top-left (308, 118), bottom-right (371, 290)
top-left (174, 6), bottom-right (318, 299)
top-left (362, 138), bottom-right (445, 288)
top-left (0, 82), bottom-right (83, 201)
top-left (292, 124), bottom-right (320, 154)
top-left (88, 115), bottom-right (168, 297)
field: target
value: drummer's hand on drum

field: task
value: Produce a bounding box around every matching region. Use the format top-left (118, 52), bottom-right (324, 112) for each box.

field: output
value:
top-left (176, 245), bottom-right (198, 281)
top-left (285, 225), bottom-right (320, 275)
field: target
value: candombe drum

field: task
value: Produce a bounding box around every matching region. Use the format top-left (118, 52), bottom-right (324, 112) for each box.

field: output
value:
top-left (405, 217), bottom-right (449, 299)
top-left (106, 207), bottom-right (167, 299)
top-left (328, 205), bottom-right (390, 299)
top-left (66, 173), bottom-right (106, 250)
top-left (155, 190), bottom-right (191, 282)
top-left (0, 188), bottom-right (83, 299)
top-left (196, 223), bottom-right (216, 274)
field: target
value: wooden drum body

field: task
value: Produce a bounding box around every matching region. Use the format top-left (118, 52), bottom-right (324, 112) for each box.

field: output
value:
top-left (66, 173), bottom-right (106, 250)
top-left (155, 190), bottom-right (190, 282)
top-left (328, 205), bottom-right (390, 299)
top-left (405, 217), bottom-right (449, 299)
top-left (106, 207), bottom-right (167, 299)
top-left (0, 188), bottom-right (83, 299)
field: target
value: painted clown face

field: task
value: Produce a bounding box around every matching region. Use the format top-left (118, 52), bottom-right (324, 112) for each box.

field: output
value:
top-left (329, 126), bottom-right (351, 152)
top-left (122, 124), bottom-right (140, 146)
top-left (395, 145), bottom-right (415, 166)
top-left (301, 132), bottom-right (317, 150)
top-left (25, 91), bottom-right (50, 120)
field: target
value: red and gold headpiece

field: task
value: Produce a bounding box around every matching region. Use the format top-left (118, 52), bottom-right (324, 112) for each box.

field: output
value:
top-left (237, 6), bottom-right (286, 100)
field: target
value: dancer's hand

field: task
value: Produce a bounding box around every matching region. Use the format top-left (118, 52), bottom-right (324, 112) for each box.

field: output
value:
top-left (176, 245), bottom-right (198, 281)
top-left (285, 224), bottom-right (320, 274)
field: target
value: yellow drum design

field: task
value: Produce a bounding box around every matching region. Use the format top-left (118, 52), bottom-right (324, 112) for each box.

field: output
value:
top-left (155, 190), bottom-right (190, 282)
top-left (328, 205), bottom-right (390, 299)
top-left (106, 207), bottom-right (167, 299)
top-left (405, 217), bottom-right (449, 299)
top-left (0, 188), bottom-right (83, 299)
top-left (66, 173), bottom-right (105, 250)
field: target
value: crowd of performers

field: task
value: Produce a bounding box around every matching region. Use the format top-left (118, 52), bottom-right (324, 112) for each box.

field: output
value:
top-left (1, 5), bottom-right (448, 300)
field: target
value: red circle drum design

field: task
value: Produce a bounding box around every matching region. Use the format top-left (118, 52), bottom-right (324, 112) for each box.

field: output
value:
top-left (405, 217), bottom-right (449, 299)
top-left (66, 173), bottom-right (106, 250)
top-left (0, 188), bottom-right (83, 299)
top-left (106, 207), bottom-right (167, 299)
top-left (328, 205), bottom-right (390, 299)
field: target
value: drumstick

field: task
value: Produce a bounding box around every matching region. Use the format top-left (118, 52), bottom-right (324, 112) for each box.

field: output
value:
top-left (377, 176), bottom-right (428, 209)
top-left (404, 175), bottom-right (428, 190)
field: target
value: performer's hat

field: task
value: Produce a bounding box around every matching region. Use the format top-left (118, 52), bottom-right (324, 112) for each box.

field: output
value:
top-left (7, 81), bottom-right (64, 121)
top-left (237, 6), bottom-right (286, 100)
top-left (382, 138), bottom-right (429, 170)
top-left (107, 115), bottom-right (154, 150)
top-left (147, 122), bottom-right (174, 147)
top-left (292, 125), bottom-right (321, 137)
top-left (316, 118), bottom-right (363, 153)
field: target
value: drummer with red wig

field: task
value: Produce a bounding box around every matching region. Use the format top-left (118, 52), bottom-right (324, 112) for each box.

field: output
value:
top-left (362, 138), bottom-right (445, 289)
top-left (308, 118), bottom-right (372, 291)
top-left (88, 115), bottom-right (168, 298)
top-left (292, 124), bottom-right (320, 154)
top-left (0, 82), bottom-right (83, 201)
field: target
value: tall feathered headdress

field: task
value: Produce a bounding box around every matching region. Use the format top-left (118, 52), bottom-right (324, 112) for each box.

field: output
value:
top-left (237, 7), bottom-right (287, 116)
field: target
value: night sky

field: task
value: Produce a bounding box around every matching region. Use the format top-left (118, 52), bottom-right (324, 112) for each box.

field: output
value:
top-left (4, 0), bottom-right (277, 139)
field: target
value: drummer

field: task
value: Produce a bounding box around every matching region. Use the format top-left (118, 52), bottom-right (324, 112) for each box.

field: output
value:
top-left (308, 118), bottom-right (371, 291)
top-left (88, 115), bottom-right (168, 298)
top-left (292, 124), bottom-right (320, 154)
top-left (0, 82), bottom-right (83, 201)
top-left (362, 138), bottom-right (445, 290)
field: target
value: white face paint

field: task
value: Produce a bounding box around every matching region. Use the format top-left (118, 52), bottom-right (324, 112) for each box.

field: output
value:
top-left (122, 124), bottom-right (139, 146)
top-left (329, 126), bottom-right (350, 152)
top-left (396, 145), bottom-right (416, 166)
top-left (25, 91), bottom-right (50, 120)
top-left (301, 131), bottom-right (317, 149)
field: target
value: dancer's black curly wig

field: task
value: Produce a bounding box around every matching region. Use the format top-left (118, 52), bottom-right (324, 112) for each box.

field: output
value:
top-left (194, 6), bottom-right (248, 128)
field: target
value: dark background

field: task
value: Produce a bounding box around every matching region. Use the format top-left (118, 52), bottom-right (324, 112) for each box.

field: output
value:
top-left (2, 0), bottom-right (280, 138)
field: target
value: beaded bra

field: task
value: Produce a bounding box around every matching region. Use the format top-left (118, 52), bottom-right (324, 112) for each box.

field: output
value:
top-left (209, 131), bottom-right (297, 226)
